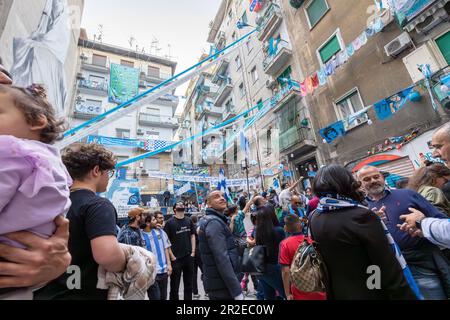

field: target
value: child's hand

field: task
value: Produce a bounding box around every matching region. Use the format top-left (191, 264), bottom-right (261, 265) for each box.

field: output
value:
top-left (0, 216), bottom-right (71, 288)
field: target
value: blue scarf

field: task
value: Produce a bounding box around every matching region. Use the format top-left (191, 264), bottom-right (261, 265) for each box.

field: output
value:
top-left (317, 194), bottom-right (423, 300)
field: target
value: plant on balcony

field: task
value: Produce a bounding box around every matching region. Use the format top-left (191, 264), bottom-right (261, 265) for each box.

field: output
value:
top-left (289, 0), bottom-right (304, 9)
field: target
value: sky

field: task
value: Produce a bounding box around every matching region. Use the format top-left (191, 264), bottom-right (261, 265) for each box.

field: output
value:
top-left (81, 0), bottom-right (222, 114)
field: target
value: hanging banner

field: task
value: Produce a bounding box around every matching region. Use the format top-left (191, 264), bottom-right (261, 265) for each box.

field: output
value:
top-left (175, 182), bottom-right (192, 196)
top-left (390, 0), bottom-right (435, 26)
top-left (106, 179), bottom-right (141, 218)
top-left (86, 135), bottom-right (173, 152)
top-left (374, 87), bottom-right (414, 121)
top-left (109, 63), bottom-right (139, 104)
top-left (319, 120), bottom-right (346, 143)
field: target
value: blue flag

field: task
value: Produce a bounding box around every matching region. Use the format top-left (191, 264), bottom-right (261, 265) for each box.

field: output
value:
top-left (319, 120), bottom-right (346, 143)
top-left (217, 168), bottom-right (231, 203)
top-left (237, 21), bottom-right (250, 29)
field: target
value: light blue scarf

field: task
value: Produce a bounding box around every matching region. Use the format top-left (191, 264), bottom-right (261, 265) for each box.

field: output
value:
top-left (317, 194), bottom-right (423, 300)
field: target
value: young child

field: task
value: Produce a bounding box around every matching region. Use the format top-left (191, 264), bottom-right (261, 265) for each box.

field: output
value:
top-left (0, 84), bottom-right (72, 292)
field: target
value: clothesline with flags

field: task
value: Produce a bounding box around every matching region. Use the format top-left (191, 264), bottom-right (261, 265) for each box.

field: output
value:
top-left (86, 135), bottom-right (172, 152)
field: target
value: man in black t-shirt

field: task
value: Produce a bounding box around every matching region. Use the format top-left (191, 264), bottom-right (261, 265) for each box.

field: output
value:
top-left (164, 202), bottom-right (196, 300)
top-left (35, 144), bottom-right (126, 300)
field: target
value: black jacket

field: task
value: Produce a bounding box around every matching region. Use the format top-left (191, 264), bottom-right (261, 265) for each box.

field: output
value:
top-left (310, 207), bottom-right (416, 300)
top-left (198, 208), bottom-right (242, 299)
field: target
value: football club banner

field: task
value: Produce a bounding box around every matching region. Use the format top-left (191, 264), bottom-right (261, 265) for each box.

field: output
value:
top-left (109, 63), bottom-right (139, 104)
top-left (319, 120), bottom-right (346, 143)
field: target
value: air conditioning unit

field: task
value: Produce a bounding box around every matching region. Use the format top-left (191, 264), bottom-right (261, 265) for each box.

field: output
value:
top-left (140, 169), bottom-right (148, 177)
top-left (76, 72), bottom-right (84, 80)
top-left (415, 10), bottom-right (449, 34)
top-left (384, 32), bottom-right (413, 58)
top-left (137, 129), bottom-right (144, 135)
top-left (266, 76), bottom-right (277, 89)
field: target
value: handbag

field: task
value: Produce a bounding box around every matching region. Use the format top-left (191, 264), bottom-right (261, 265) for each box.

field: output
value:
top-left (290, 211), bottom-right (329, 293)
top-left (241, 245), bottom-right (267, 275)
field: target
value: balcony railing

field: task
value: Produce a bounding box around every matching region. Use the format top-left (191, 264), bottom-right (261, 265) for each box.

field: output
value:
top-left (196, 104), bottom-right (223, 118)
top-left (78, 79), bottom-right (108, 92)
top-left (223, 104), bottom-right (237, 121)
top-left (263, 40), bottom-right (293, 76)
top-left (80, 56), bottom-right (110, 73)
top-left (279, 126), bottom-right (314, 151)
top-left (257, 2), bottom-right (283, 42)
top-left (140, 69), bottom-right (172, 83)
top-left (215, 77), bottom-right (233, 106)
top-left (139, 113), bottom-right (179, 127)
top-left (73, 104), bottom-right (104, 119)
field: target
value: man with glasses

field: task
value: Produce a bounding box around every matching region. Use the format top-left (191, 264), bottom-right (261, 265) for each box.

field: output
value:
top-left (35, 143), bottom-right (126, 300)
top-left (279, 195), bottom-right (307, 231)
top-left (164, 202), bottom-right (196, 300)
top-left (358, 165), bottom-right (450, 300)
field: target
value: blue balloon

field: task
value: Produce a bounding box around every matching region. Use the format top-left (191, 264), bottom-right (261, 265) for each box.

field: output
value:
top-left (408, 90), bottom-right (421, 102)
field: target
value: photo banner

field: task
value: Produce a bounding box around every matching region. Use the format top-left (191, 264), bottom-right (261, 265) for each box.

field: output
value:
top-left (319, 120), bottom-right (346, 143)
top-left (109, 63), bottom-right (139, 104)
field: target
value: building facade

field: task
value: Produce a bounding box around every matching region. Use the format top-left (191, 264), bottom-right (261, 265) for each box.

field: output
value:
top-left (71, 30), bottom-right (179, 195)
top-left (280, 0), bottom-right (450, 185)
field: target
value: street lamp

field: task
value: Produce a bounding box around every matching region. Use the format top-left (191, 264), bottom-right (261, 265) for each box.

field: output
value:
top-left (241, 159), bottom-right (250, 195)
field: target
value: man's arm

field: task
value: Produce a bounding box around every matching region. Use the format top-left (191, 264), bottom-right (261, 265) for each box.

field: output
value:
top-left (0, 216), bottom-right (71, 288)
top-left (165, 248), bottom-right (172, 275)
top-left (288, 178), bottom-right (304, 193)
top-left (281, 266), bottom-right (293, 300)
top-left (91, 236), bottom-right (126, 272)
top-left (190, 234), bottom-right (196, 257)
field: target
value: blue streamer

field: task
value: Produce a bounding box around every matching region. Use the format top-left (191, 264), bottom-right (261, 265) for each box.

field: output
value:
top-left (64, 28), bottom-right (257, 138)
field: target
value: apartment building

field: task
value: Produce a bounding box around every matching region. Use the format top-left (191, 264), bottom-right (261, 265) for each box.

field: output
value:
top-left (70, 29), bottom-right (179, 193)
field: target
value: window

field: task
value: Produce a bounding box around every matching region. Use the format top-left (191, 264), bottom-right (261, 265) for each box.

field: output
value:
top-left (234, 142), bottom-right (238, 163)
top-left (239, 83), bottom-right (245, 97)
top-left (116, 129), bottom-right (131, 139)
top-left (318, 32), bottom-right (343, 64)
top-left (266, 129), bottom-right (272, 155)
top-left (232, 32), bottom-right (237, 42)
top-left (277, 66), bottom-right (292, 87)
top-left (241, 11), bottom-right (248, 24)
top-left (235, 55), bottom-right (242, 70)
top-left (148, 65), bottom-right (160, 78)
top-left (436, 30), bottom-right (450, 65)
top-left (334, 89), bottom-right (367, 130)
top-left (246, 37), bottom-right (252, 53)
top-left (227, 9), bottom-right (233, 26)
top-left (146, 131), bottom-right (160, 140)
top-left (305, 0), bottom-right (329, 28)
top-left (251, 66), bottom-right (258, 83)
top-left (257, 99), bottom-right (263, 110)
top-left (120, 60), bottom-right (134, 68)
top-left (92, 54), bottom-right (107, 67)
top-left (144, 158), bottom-right (160, 171)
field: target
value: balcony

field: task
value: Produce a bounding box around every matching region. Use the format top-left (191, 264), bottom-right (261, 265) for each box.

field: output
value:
top-left (257, 2), bottom-right (283, 43)
top-left (272, 85), bottom-right (301, 113)
top-left (80, 57), bottom-right (110, 74)
top-left (157, 93), bottom-right (179, 108)
top-left (212, 58), bottom-right (230, 84)
top-left (196, 104), bottom-right (223, 120)
top-left (223, 104), bottom-right (237, 121)
top-left (263, 41), bottom-right (293, 77)
top-left (139, 113), bottom-right (179, 128)
top-left (216, 31), bottom-right (226, 50)
top-left (279, 126), bottom-right (316, 153)
top-left (78, 79), bottom-right (108, 96)
top-left (140, 70), bottom-right (172, 84)
top-left (394, 0), bottom-right (446, 32)
top-left (214, 78), bottom-right (233, 107)
top-left (72, 104), bottom-right (104, 120)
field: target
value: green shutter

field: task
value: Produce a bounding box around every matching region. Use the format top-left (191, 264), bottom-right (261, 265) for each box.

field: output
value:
top-left (319, 35), bottom-right (341, 63)
top-left (307, 0), bottom-right (328, 27)
top-left (436, 31), bottom-right (450, 65)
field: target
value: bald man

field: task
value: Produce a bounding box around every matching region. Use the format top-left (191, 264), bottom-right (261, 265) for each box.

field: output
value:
top-left (0, 57), bottom-right (13, 85)
top-left (280, 195), bottom-right (307, 230)
top-left (431, 122), bottom-right (450, 167)
top-left (197, 191), bottom-right (243, 300)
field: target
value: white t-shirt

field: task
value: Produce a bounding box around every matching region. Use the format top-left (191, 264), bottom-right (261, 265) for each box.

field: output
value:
top-left (279, 189), bottom-right (292, 207)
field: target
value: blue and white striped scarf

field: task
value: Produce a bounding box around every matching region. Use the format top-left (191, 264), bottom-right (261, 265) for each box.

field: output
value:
top-left (317, 194), bottom-right (423, 300)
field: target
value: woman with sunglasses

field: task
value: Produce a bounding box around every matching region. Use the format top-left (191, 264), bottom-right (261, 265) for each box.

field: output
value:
top-left (408, 163), bottom-right (450, 216)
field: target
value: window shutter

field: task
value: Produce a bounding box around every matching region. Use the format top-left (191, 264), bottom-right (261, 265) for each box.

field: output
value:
top-left (319, 35), bottom-right (341, 63)
top-left (307, 0), bottom-right (328, 27)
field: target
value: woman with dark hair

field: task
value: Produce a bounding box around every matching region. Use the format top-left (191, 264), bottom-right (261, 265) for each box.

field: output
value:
top-left (253, 205), bottom-right (286, 300)
top-left (408, 163), bottom-right (450, 216)
top-left (310, 164), bottom-right (417, 300)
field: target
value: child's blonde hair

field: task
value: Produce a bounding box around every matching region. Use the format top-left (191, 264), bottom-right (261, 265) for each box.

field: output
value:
top-left (0, 84), bottom-right (65, 144)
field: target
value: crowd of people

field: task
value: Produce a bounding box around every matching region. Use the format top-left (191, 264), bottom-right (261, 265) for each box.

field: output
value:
top-left (0, 60), bottom-right (450, 300)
